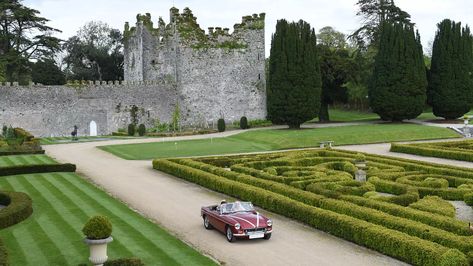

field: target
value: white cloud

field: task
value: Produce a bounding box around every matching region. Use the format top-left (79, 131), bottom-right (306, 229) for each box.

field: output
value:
top-left (23, 0), bottom-right (473, 55)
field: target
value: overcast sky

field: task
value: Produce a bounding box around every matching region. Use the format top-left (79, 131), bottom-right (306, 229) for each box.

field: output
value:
top-left (24, 0), bottom-right (473, 56)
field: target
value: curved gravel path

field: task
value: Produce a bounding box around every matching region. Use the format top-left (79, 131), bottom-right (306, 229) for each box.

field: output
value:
top-left (44, 138), bottom-right (406, 266)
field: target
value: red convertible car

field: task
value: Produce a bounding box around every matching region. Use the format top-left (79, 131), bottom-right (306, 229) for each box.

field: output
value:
top-left (201, 201), bottom-right (272, 242)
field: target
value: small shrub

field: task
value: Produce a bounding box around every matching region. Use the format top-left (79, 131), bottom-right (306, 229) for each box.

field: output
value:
top-left (104, 258), bottom-right (144, 266)
top-left (217, 118), bottom-right (225, 132)
top-left (137, 124), bottom-right (146, 136)
top-left (240, 116), bottom-right (248, 129)
top-left (82, 215), bottom-right (112, 240)
top-left (117, 128), bottom-right (126, 133)
top-left (127, 124), bottom-right (136, 136)
top-left (464, 193), bottom-right (473, 206)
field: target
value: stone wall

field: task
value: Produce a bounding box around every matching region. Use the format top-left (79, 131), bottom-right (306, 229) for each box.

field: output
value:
top-left (0, 7), bottom-right (267, 137)
top-left (0, 83), bottom-right (176, 137)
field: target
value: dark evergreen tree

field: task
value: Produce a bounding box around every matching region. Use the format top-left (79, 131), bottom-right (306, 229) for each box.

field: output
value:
top-left (31, 59), bottom-right (66, 85)
top-left (429, 19), bottom-right (473, 119)
top-left (369, 22), bottom-right (427, 121)
top-left (0, 0), bottom-right (62, 84)
top-left (267, 20), bottom-right (321, 128)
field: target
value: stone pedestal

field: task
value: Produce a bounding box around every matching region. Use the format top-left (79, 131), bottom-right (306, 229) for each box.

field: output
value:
top-left (355, 170), bottom-right (366, 182)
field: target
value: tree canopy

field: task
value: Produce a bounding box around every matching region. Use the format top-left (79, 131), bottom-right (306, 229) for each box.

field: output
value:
top-left (0, 0), bottom-right (61, 83)
top-left (317, 26), bottom-right (347, 49)
top-left (63, 21), bottom-right (124, 81)
top-left (351, 0), bottom-right (412, 49)
top-left (267, 19), bottom-right (321, 128)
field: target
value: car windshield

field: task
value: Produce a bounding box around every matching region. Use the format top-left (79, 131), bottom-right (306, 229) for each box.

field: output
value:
top-left (221, 202), bottom-right (254, 214)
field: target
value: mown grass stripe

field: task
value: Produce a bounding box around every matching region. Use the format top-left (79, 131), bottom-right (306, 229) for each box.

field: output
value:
top-left (31, 155), bottom-right (55, 165)
top-left (14, 156), bottom-right (32, 166)
top-left (57, 172), bottom-right (213, 265)
top-left (14, 175), bottom-right (76, 265)
top-left (1, 231), bottom-right (27, 265)
top-left (5, 175), bottom-right (66, 265)
top-left (37, 173), bottom-right (135, 260)
top-left (27, 175), bottom-right (87, 260)
top-left (52, 173), bottom-right (183, 265)
top-left (0, 156), bottom-right (15, 167)
top-left (47, 173), bottom-right (137, 260)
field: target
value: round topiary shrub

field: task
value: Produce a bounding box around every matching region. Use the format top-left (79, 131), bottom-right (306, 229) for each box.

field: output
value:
top-left (137, 124), bottom-right (146, 136)
top-left (217, 118), bottom-right (225, 132)
top-left (240, 116), bottom-right (248, 129)
top-left (82, 215), bottom-right (112, 240)
top-left (127, 124), bottom-right (136, 136)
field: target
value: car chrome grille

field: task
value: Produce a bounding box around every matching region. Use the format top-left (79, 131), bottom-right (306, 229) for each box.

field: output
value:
top-left (245, 228), bottom-right (266, 233)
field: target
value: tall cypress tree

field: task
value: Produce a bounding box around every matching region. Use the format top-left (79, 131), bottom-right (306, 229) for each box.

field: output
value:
top-left (267, 20), bottom-right (321, 128)
top-left (369, 22), bottom-right (427, 121)
top-left (429, 19), bottom-right (473, 119)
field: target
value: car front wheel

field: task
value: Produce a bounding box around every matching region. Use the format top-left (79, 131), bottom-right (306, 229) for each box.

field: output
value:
top-left (203, 215), bottom-right (213, 230)
top-left (264, 233), bottom-right (272, 240)
top-left (226, 226), bottom-right (235, 242)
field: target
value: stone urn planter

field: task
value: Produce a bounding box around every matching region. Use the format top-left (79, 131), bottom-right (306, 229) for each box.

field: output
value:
top-left (84, 236), bottom-right (113, 265)
top-left (82, 215), bottom-right (113, 266)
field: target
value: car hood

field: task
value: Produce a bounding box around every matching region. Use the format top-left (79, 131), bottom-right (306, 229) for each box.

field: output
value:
top-left (224, 212), bottom-right (268, 228)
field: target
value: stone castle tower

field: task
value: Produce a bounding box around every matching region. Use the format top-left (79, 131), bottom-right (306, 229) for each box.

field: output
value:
top-left (123, 7), bottom-right (267, 124)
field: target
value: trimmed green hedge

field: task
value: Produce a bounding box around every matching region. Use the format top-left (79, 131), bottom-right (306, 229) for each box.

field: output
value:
top-left (0, 150), bottom-right (45, 156)
top-left (391, 143), bottom-right (473, 162)
top-left (0, 163), bottom-right (76, 177)
top-left (409, 196), bottom-right (456, 217)
top-left (0, 191), bottom-right (33, 229)
top-left (153, 159), bottom-right (469, 265)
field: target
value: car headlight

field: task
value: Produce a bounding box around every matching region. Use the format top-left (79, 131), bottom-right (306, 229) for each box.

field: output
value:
top-left (235, 223), bottom-right (241, 230)
top-left (267, 219), bottom-right (272, 227)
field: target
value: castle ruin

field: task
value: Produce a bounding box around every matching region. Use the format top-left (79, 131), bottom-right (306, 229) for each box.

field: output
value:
top-left (124, 7), bottom-right (267, 124)
top-left (0, 7), bottom-right (267, 137)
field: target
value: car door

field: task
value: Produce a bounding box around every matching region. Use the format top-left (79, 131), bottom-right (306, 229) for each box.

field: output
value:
top-left (207, 207), bottom-right (224, 232)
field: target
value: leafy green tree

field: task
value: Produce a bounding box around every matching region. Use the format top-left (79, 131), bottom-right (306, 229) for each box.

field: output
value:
top-left (63, 21), bottom-right (123, 81)
top-left (317, 26), bottom-right (347, 49)
top-left (369, 22), bottom-right (427, 121)
top-left (267, 19), bottom-right (321, 128)
top-left (31, 59), bottom-right (65, 85)
top-left (351, 0), bottom-right (412, 49)
top-left (0, 0), bottom-right (61, 83)
top-left (318, 45), bottom-right (352, 121)
top-left (429, 19), bottom-right (473, 119)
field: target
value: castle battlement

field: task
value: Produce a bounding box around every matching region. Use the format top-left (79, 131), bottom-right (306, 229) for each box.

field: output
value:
top-left (122, 6), bottom-right (267, 130)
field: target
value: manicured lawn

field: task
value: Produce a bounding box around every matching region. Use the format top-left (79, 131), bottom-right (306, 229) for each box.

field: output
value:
top-left (100, 123), bottom-right (460, 160)
top-left (325, 108), bottom-right (473, 122)
top-left (0, 172), bottom-right (216, 266)
top-left (39, 136), bottom-right (137, 145)
top-left (416, 111), bottom-right (473, 121)
top-left (327, 109), bottom-right (379, 122)
top-left (0, 155), bottom-right (57, 167)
